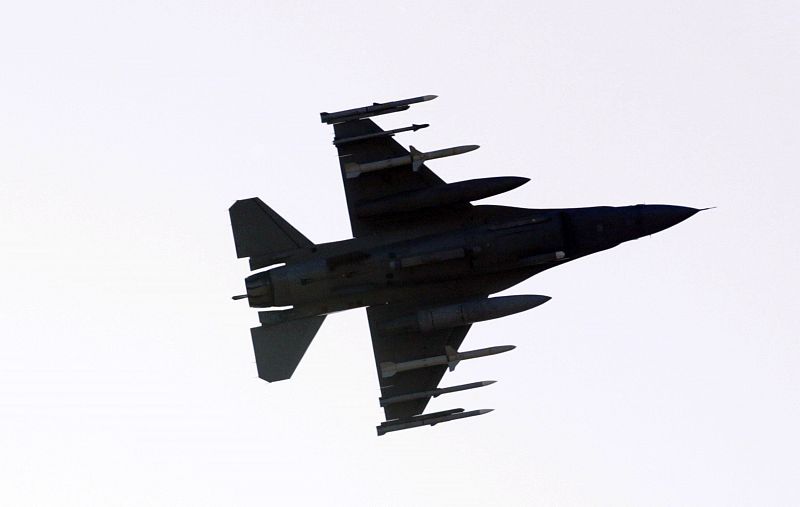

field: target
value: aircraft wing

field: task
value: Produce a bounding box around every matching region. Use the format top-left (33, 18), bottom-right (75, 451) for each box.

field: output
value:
top-left (324, 96), bottom-right (531, 239)
top-left (366, 301), bottom-right (473, 421)
top-left (321, 96), bottom-right (530, 434)
top-left (332, 118), bottom-right (472, 238)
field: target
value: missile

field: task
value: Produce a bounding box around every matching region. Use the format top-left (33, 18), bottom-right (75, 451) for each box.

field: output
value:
top-left (384, 407), bottom-right (464, 421)
top-left (333, 124), bottom-right (429, 145)
top-left (355, 176), bottom-right (529, 217)
top-left (448, 345), bottom-right (515, 371)
top-left (344, 144), bottom-right (479, 178)
top-left (320, 95), bottom-right (437, 124)
top-left (384, 295), bottom-right (551, 334)
top-left (380, 345), bottom-right (515, 378)
top-left (377, 408), bottom-right (493, 436)
top-left (379, 380), bottom-right (497, 406)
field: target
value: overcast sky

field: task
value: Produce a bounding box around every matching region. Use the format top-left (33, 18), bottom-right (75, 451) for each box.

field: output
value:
top-left (2, 1), bottom-right (799, 505)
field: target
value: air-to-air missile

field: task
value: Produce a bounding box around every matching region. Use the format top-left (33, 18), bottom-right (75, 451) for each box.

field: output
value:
top-left (333, 123), bottom-right (429, 146)
top-left (344, 144), bottom-right (479, 178)
top-left (355, 176), bottom-right (529, 217)
top-left (379, 380), bottom-right (497, 407)
top-left (380, 345), bottom-right (516, 378)
top-left (383, 295), bottom-right (551, 334)
top-left (320, 95), bottom-right (437, 124)
top-left (376, 408), bottom-right (494, 436)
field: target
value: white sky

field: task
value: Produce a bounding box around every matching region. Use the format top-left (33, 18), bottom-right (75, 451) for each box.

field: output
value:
top-left (1, 1), bottom-right (798, 505)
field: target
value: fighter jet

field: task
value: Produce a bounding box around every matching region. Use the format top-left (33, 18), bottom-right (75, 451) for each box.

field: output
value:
top-left (229, 95), bottom-right (701, 436)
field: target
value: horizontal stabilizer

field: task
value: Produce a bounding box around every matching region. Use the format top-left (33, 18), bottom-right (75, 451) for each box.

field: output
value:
top-left (251, 315), bottom-right (326, 382)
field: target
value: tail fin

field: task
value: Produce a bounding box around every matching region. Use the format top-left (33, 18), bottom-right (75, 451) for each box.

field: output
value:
top-left (251, 315), bottom-right (326, 382)
top-left (229, 198), bottom-right (313, 269)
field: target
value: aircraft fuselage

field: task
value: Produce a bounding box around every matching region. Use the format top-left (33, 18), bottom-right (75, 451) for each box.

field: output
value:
top-left (244, 204), bottom-right (698, 319)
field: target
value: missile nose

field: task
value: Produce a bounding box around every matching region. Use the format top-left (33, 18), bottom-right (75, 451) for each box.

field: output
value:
top-left (638, 205), bottom-right (700, 237)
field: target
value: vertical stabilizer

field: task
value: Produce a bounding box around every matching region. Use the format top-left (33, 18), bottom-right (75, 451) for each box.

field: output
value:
top-left (229, 198), bottom-right (313, 268)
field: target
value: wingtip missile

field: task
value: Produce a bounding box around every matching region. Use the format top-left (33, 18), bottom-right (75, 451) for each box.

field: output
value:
top-left (376, 407), bottom-right (493, 435)
top-left (321, 95), bottom-right (437, 124)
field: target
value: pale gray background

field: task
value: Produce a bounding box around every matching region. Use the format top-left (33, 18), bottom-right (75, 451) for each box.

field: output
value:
top-left (2, 1), bottom-right (798, 505)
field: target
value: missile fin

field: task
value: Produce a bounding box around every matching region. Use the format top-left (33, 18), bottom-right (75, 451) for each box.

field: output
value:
top-left (445, 345), bottom-right (460, 371)
top-left (410, 145), bottom-right (424, 171)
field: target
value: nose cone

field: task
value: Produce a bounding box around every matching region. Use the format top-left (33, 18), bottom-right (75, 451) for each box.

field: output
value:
top-left (639, 205), bottom-right (700, 237)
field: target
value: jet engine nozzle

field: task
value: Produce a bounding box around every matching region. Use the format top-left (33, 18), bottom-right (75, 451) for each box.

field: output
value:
top-left (244, 271), bottom-right (275, 308)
